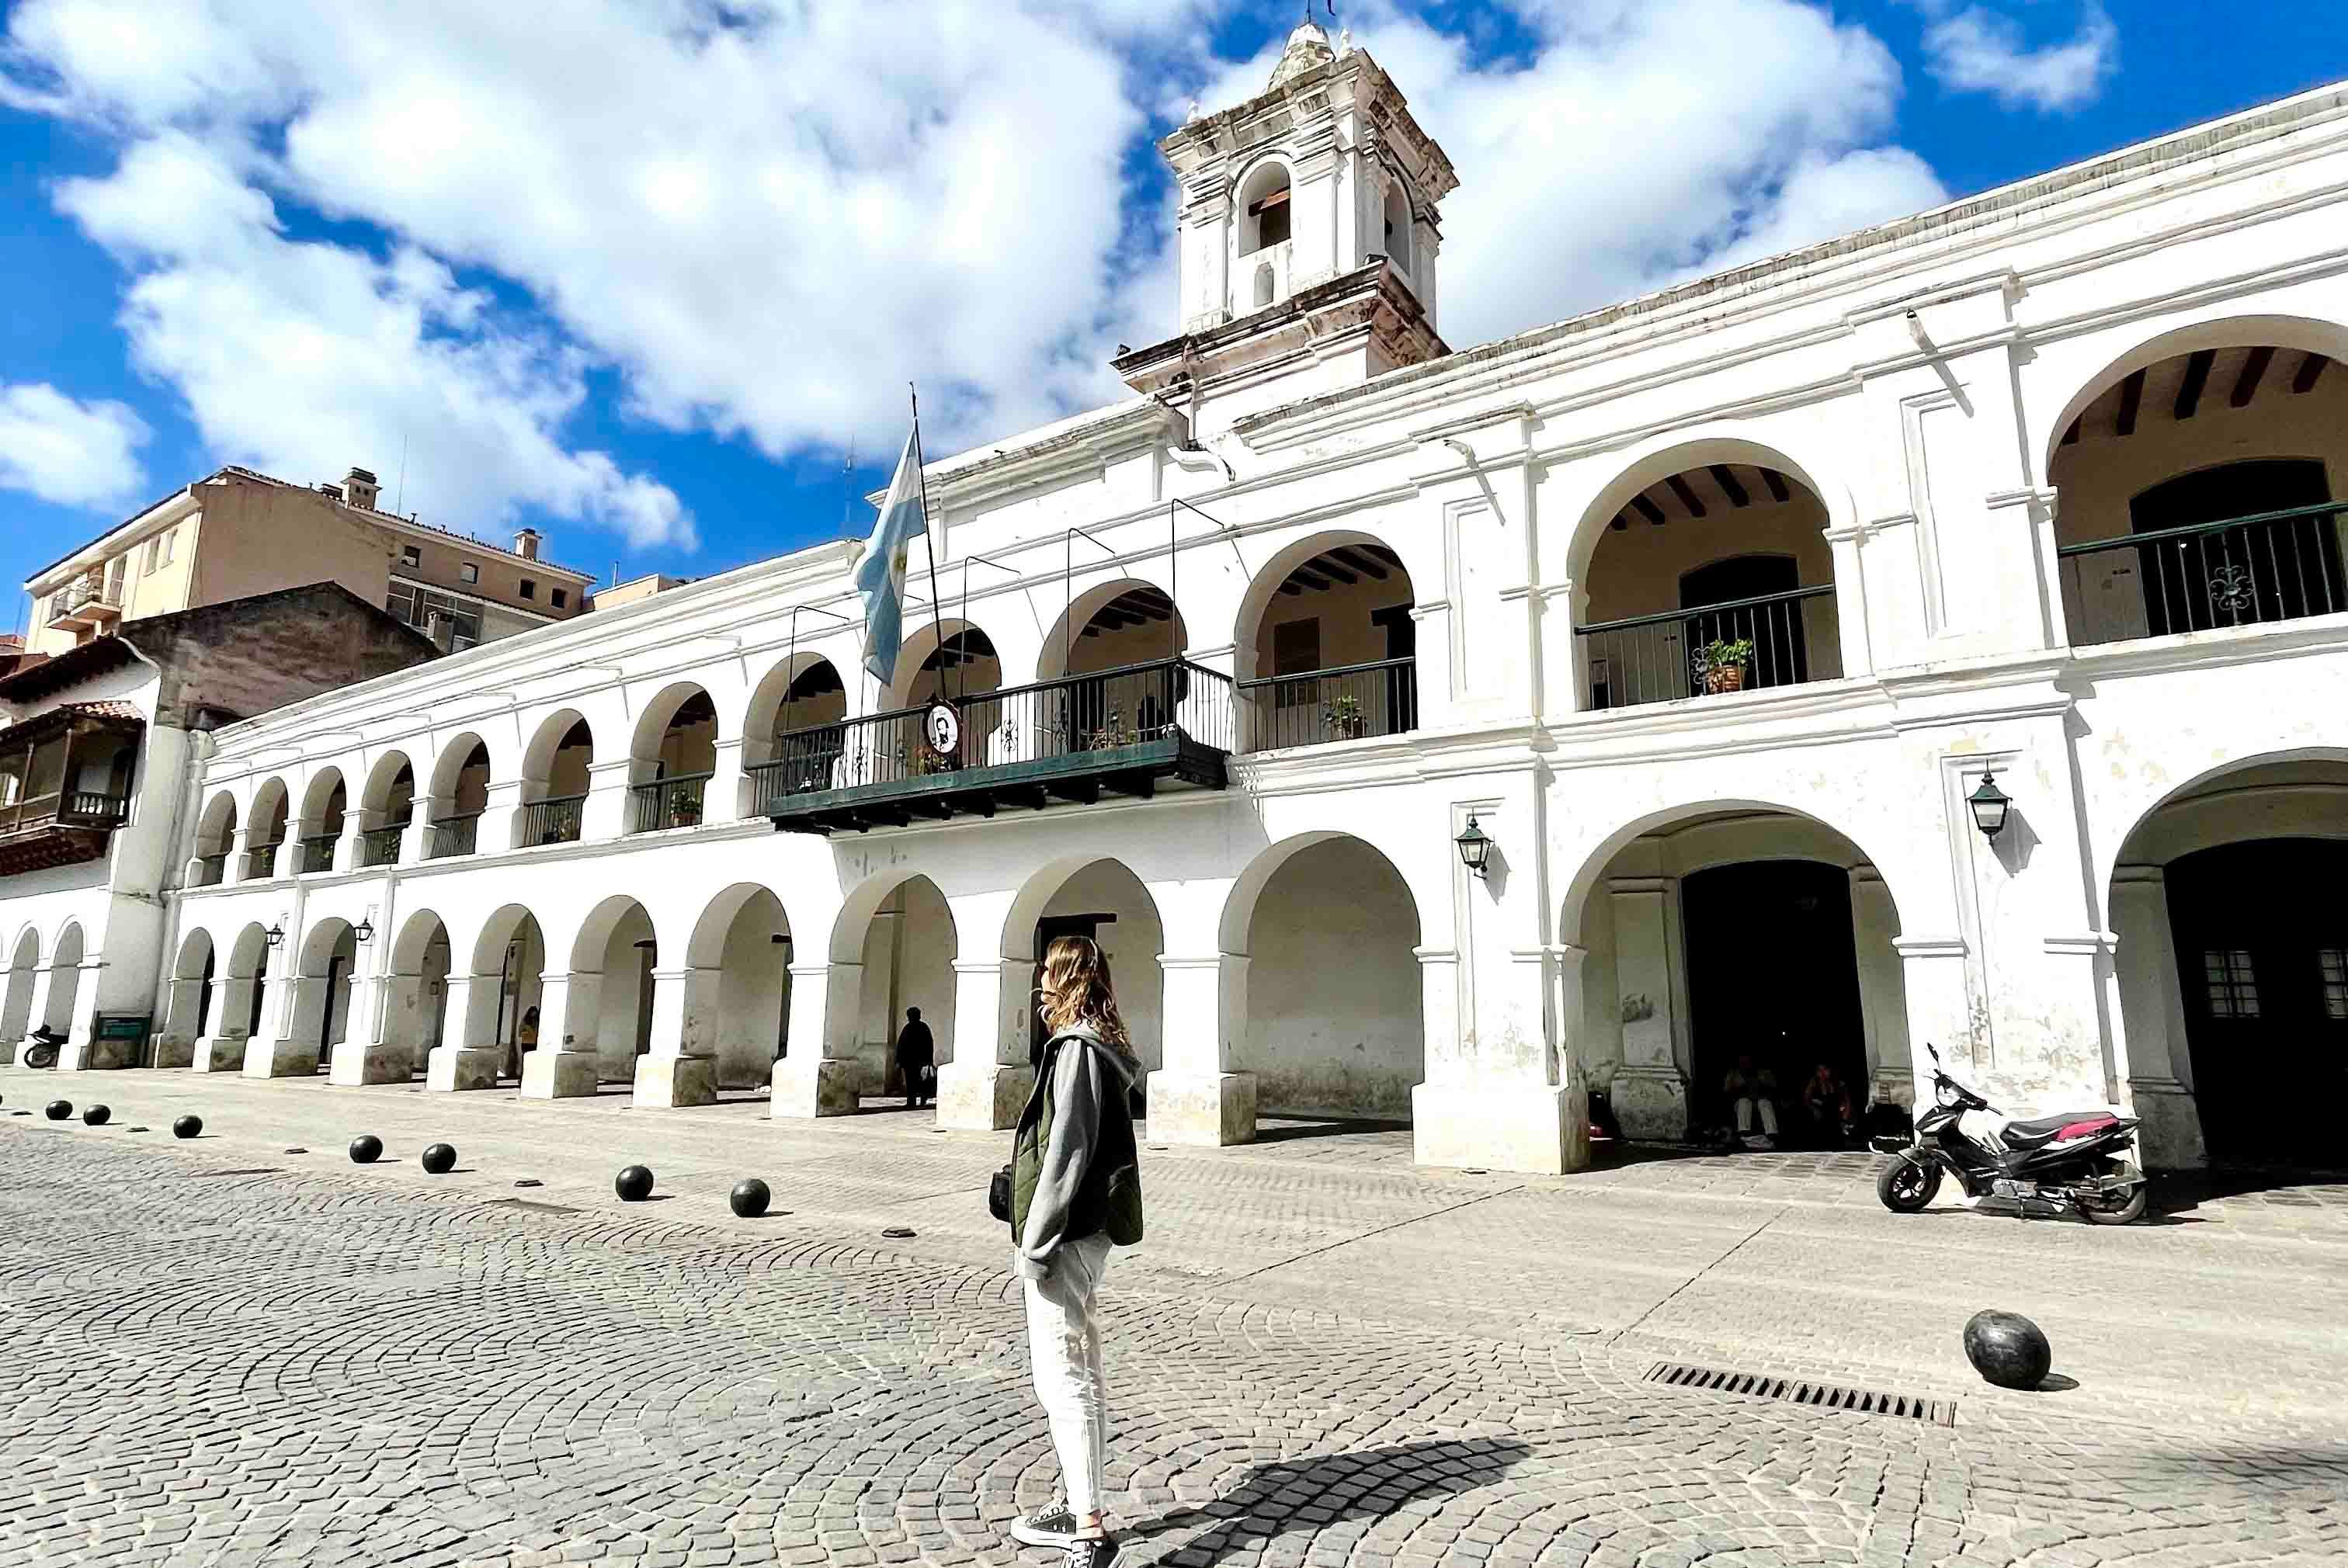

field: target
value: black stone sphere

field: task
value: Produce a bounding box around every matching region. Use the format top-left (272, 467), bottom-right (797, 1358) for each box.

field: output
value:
top-left (420, 1143), bottom-right (457, 1175)
top-left (1963, 1309), bottom-right (2052, 1390)
top-left (45, 1100), bottom-right (72, 1121)
top-left (615, 1164), bottom-right (655, 1202)
top-left (82, 1105), bottom-right (110, 1126)
top-left (172, 1114), bottom-right (202, 1140)
top-left (728, 1178), bottom-right (771, 1218)
top-left (349, 1134), bottom-right (384, 1164)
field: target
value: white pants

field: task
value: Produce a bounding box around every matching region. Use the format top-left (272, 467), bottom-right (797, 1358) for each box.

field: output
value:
top-left (1023, 1233), bottom-right (1113, 1515)
top-left (1735, 1096), bottom-right (1780, 1136)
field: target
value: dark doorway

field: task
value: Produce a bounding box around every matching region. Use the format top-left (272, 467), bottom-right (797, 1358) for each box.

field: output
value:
top-left (2165, 839), bottom-right (2348, 1170)
top-left (1371, 604), bottom-right (1419, 734)
top-left (2131, 459), bottom-right (2343, 636)
top-left (1681, 554), bottom-right (1809, 695)
top-left (1679, 861), bottom-right (1867, 1141)
top-left (1030, 914), bottom-right (1111, 1067)
top-left (320, 954), bottom-right (346, 1062)
top-left (247, 973), bottom-right (267, 1038)
top-left (197, 952), bottom-right (215, 1041)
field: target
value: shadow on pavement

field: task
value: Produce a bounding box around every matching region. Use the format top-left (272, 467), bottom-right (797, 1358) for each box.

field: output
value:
top-left (1124, 1438), bottom-right (1533, 1562)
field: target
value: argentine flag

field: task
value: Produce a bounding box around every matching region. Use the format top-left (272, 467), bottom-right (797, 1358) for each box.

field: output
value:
top-left (856, 425), bottom-right (930, 686)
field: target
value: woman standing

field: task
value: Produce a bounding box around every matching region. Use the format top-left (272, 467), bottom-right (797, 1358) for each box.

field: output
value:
top-left (1007, 936), bottom-right (1144, 1568)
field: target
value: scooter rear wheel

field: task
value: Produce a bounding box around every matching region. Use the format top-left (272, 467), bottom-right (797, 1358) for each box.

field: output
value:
top-left (23, 1042), bottom-right (57, 1070)
top-left (2082, 1159), bottom-right (2147, 1226)
top-left (1877, 1156), bottom-right (1941, 1212)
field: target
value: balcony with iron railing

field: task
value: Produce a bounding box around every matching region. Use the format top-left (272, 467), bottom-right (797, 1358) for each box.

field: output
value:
top-left (629, 775), bottom-right (711, 834)
top-left (2058, 501), bottom-right (2348, 647)
top-left (45, 576), bottom-right (123, 630)
top-left (428, 813), bottom-right (481, 859)
top-left (1236, 657), bottom-right (1418, 750)
top-left (756, 657), bottom-right (1233, 834)
top-left (194, 852), bottom-right (228, 886)
top-left (517, 793), bottom-right (586, 847)
top-left (0, 789), bottom-right (132, 879)
top-left (1575, 585), bottom-right (1836, 710)
top-left (244, 841), bottom-right (281, 879)
top-left (360, 824), bottom-right (405, 867)
top-left (299, 833), bottom-right (339, 874)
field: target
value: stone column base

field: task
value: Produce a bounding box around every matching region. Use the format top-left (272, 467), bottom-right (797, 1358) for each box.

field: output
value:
top-left (1606, 1065), bottom-right (1687, 1142)
top-left (151, 1038), bottom-right (196, 1070)
top-left (425, 1045), bottom-right (504, 1092)
top-left (1412, 1080), bottom-right (1591, 1175)
top-left (242, 1037), bottom-right (321, 1078)
top-left (632, 1053), bottom-right (717, 1109)
top-left (519, 1049), bottom-right (602, 1100)
top-left (58, 1037), bottom-right (137, 1071)
top-left (2127, 1076), bottom-right (2207, 1171)
top-left (191, 1036), bottom-right (245, 1073)
top-left (771, 1057), bottom-right (861, 1119)
top-left (0, 1040), bottom-right (13, 1066)
top-left (1144, 1070), bottom-right (1256, 1147)
top-left (934, 1060), bottom-right (1034, 1131)
top-left (329, 1042), bottom-right (415, 1087)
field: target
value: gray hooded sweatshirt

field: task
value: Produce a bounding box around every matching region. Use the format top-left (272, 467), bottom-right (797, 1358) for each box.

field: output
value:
top-left (1013, 1026), bottom-right (1141, 1282)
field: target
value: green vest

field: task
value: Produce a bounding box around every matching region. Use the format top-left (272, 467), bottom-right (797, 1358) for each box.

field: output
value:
top-left (1010, 1032), bottom-right (1144, 1247)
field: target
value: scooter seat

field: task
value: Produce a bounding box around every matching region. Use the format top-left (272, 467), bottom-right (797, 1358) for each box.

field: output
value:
top-left (1999, 1113), bottom-right (2119, 1150)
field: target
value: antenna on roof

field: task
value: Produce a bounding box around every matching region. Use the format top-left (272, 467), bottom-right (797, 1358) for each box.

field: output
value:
top-left (840, 438), bottom-right (857, 540)
top-left (395, 431), bottom-right (410, 515)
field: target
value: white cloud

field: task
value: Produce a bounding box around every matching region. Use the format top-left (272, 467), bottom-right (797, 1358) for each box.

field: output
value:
top-left (6, 0), bottom-right (1957, 509)
top-left (1915, 2), bottom-right (2117, 113)
top-left (0, 381), bottom-right (149, 508)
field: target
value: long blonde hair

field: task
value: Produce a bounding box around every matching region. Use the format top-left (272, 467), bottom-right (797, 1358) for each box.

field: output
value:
top-left (1037, 935), bottom-right (1134, 1058)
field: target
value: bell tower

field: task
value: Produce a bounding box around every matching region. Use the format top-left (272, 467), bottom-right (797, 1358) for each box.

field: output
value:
top-left (1114, 20), bottom-right (1459, 434)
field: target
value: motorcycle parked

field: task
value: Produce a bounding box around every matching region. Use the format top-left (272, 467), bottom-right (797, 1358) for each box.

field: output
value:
top-left (21, 1025), bottom-right (66, 1070)
top-left (1874, 1043), bottom-right (2147, 1224)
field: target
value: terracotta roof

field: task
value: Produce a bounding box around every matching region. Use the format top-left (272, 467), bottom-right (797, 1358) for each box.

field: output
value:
top-left (61, 701), bottom-right (143, 724)
top-left (0, 700), bottom-right (143, 752)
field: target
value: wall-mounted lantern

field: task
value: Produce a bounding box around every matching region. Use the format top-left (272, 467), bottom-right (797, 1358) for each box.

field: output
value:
top-left (1968, 772), bottom-right (2013, 842)
top-left (1455, 813), bottom-right (1493, 880)
top-left (265, 919), bottom-right (287, 948)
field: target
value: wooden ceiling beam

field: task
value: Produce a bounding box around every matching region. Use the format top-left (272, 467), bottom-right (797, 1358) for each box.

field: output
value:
top-left (1610, 513), bottom-right (1628, 532)
top-left (2231, 345), bottom-right (2276, 409)
top-left (1330, 546), bottom-right (1388, 580)
top-left (2173, 349), bottom-right (2217, 420)
top-left (1288, 568), bottom-right (1332, 592)
top-left (1760, 468), bottom-right (1791, 503)
top-left (1361, 543), bottom-right (1404, 568)
top-left (1311, 554), bottom-right (1361, 585)
top-left (2294, 352), bottom-right (2329, 394)
top-left (1665, 474), bottom-right (1708, 519)
top-left (1709, 465), bottom-right (1750, 508)
top-left (2115, 369), bottom-right (2145, 438)
top-left (2061, 418), bottom-right (2080, 446)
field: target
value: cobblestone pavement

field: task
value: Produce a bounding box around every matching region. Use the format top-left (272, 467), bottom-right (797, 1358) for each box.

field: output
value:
top-left (2, 1067), bottom-right (2344, 1568)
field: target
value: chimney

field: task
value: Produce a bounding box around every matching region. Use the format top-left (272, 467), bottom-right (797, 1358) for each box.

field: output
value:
top-left (424, 610), bottom-right (456, 654)
top-left (514, 527), bottom-right (542, 560)
top-left (345, 467), bottom-right (380, 510)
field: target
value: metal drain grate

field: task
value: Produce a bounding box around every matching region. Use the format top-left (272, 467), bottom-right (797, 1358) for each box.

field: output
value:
top-left (1645, 1361), bottom-right (1954, 1426)
top-left (191, 1167), bottom-right (283, 1178)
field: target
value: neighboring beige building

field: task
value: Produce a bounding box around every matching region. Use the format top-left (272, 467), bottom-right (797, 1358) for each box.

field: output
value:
top-left (23, 465), bottom-right (596, 658)
top-left (589, 572), bottom-right (693, 610)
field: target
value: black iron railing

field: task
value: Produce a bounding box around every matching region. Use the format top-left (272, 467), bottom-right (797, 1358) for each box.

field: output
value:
top-left (300, 833), bottom-right (339, 874)
top-left (2058, 501), bottom-right (2348, 646)
top-left (0, 790), bottom-right (130, 836)
top-left (194, 852), bottom-right (228, 886)
top-left (749, 658), bottom-right (1234, 812)
top-left (1237, 657), bottom-right (1418, 751)
top-left (245, 841), bottom-right (280, 879)
top-left (1576, 585), bottom-right (1834, 709)
top-left (519, 793), bottom-right (586, 846)
top-left (360, 825), bottom-right (405, 867)
top-left (428, 813), bottom-right (480, 859)
top-left (629, 775), bottom-right (710, 833)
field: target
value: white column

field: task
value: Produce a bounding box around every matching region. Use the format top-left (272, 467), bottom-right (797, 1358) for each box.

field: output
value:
top-left (53, 962), bottom-right (110, 1071)
top-left (519, 971), bottom-right (604, 1098)
top-left (935, 957), bottom-right (1034, 1131)
top-left (1825, 524), bottom-right (1875, 678)
top-left (425, 973), bottom-right (504, 1091)
top-left (401, 794), bottom-right (450, 866)
top-left (193, 965), bottom-right (257, 1073)
top-left (333, 812), bottom-right (367, 873)
top-left (241, 961), bottom-right (321, 1078)
top-left (707, 736), bottom-right (748, 825)
top-left (1892, 935), bottom-right (1974, 1084)
top-left (1850, 867), bottom-right (1912, 1108)
top-left (2110, 866), bottom-right (2206, 1169)
top-left (773, 961), bottom-right (862, 1117)
top-left (328, 956), bottom-right (410, 1087)
top-left (632, 966), bottom-right (720, 1108)
top-left (154, 974), bottom-right (207, 1068)
top-left (228, 824), bottom-right (263, 883)
top-left (581, 759), bottom-right (635, 841)
top-left (1147, 954), bottom-right (1255, 1146)
top-left (1412, 945), bottom-right (1590, 1174)
top-left (1604, 876), bottom-right (1687, 1140)
top-left (478, 778), bottom-right (522, 861)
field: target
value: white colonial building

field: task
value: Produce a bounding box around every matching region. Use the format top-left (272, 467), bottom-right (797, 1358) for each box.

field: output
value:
top-left (96, 31), bottom-right (2348, 1174)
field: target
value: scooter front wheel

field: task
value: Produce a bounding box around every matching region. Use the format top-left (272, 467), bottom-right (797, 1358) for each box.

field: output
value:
top-left (2082, 1159), bottom-right (2147, 1226)
top-left (22, 1041), bottom-right (57, 1070)
top-left (1877, 1155), bottom-right (1942, 1212)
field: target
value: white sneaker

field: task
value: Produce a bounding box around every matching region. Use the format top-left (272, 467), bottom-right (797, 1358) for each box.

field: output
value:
top-left (1011, 1501), bottom-right (1078, 1548)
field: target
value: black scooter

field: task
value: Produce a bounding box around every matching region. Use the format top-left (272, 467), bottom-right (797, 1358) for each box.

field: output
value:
top-left (21, 1025), bottom-right (66, 1070)
top-left (1874, 1043), bottom-right (2147, 1224)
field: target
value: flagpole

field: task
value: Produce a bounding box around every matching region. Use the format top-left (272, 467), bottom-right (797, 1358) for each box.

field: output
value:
top-left (909, 383), bottom-right (951, 708)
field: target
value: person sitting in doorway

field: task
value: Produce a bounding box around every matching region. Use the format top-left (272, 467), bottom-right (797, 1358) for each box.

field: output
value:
top-left (895, 1006), bottom-right (936, 1110)
top-left (1722, 1053), bottom-right (1780, 1149)
top-left (1801, 1062), bottom-right (1857, 1147)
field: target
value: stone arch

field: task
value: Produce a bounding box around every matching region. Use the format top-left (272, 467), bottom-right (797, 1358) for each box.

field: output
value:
top-left (281, 915), bottom-right (357, 1069)
top-left (887, 619), bottom-right (1003, 710)
top-left (1561, 431), bottom-right (1857, 593)
top-left (1233, 531), bottom-right (1419, 751)
top-left (358, 750), bottom-right (416, 836)
top-left (448, 903), bottom-right (547, 1084)
top-left (1001, 856), bottom-right (1167, 1075)
top-left (159, 926), bottom-right (216, 1049)
top-left (743, 655), bottom-right (852, 803)
top-left (377, 909), bottom-right (453, 1078)
top-left (427, 734), bottom-right (491, 855)
top-left (1235, 155), bottom-right (1293, 258)
top-left (248, 777), bottom-right (291, 874)
top-left (2, 925), bottom-right (41, 1049)
top-left (1220, 833), bottom-right (1426, 1121)
top-left (566, 894), bottom-right (660, 1082)
top-left (40, 921), bottom-right (86, 1037)
top-left (1381, 180), bottom-right (1413, 275)
top-left (626, 683), bottom-right (717, 831)
top-left (512, 709), bottom-right (592, 845)
top-left (194, 790), bottom-right (238, 880)
top-left (828, 870), bottom-right (960, 1098)
top-left (686, 883), bottom-right (795, 1087)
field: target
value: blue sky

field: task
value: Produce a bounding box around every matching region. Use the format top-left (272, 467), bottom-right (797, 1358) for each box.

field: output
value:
top-left (2, 1), bottom-right (2343, 629)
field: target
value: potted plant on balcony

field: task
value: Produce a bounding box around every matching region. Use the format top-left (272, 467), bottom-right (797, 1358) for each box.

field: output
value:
top-left (1323, 693), bottom-right (1367, 741)
top-left (1089, 708), bottom-right (1138, 751)
top-left (668, 795), bottom-right (703, 829)
top-left (1693, 637), bottom-right (1754, 695)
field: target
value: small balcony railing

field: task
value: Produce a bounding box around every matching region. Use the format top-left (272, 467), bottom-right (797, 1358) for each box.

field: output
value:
top-left (427, 813), bottom-right (480, 859)
top-left (1576, 585), bottom-right (1834, 710)
top-left (629, 775), bottom-right (710, 834)
top-left (519, 793), bottom-right (586, 846)
top-left (2058, 501), bottom-right (2348, 647)
top-left (753, 658), bottom-right (1234, 829)
top-left (194, 852), bottom-right (228, 886)
top-left (360, 824), bottom-right (405, 867)
top-left (299, 833), bottom-right (339, 874)
top-left (0, 790), bottom-right (130, 837)
top-left (1237, 657), bottom-right (1418, 751)
top-left (47, 578), bottom-right (123, 629)
top-left (245, 841), bottom-right (281, 879)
